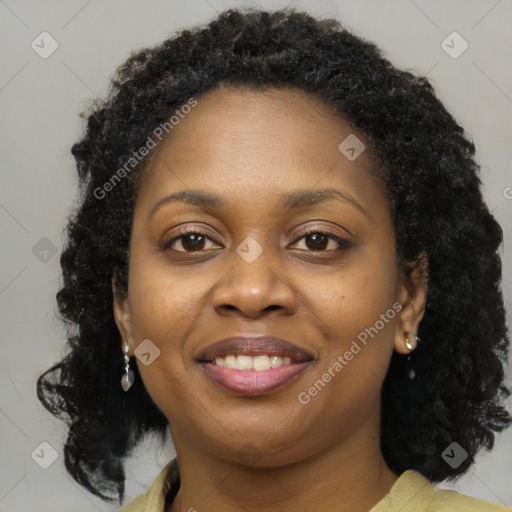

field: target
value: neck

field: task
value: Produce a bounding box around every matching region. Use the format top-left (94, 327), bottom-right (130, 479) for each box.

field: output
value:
top-left (167, 424), bottom-right (399, 512)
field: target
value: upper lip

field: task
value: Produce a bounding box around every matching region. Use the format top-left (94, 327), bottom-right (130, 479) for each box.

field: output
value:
top-left (196, 335), bottom-right (315, 363)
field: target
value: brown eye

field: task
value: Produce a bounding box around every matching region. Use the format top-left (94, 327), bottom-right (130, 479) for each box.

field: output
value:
top-left (291, 229), bottom-right (352, 252)
top-left (163, 229), bottom-right (220, 253)
top-left (303, 233), bottom-right (330, 251)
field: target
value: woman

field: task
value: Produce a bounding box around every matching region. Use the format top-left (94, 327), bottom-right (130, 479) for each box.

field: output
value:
top-left (37, 8), bottom-right (511, 511)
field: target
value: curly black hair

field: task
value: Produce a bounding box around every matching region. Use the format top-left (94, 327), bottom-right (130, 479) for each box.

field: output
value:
top-left (37, 7), bottom-right (511, 504)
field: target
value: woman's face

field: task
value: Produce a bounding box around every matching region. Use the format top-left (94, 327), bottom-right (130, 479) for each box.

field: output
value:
top-left (114, 85), bottom-right (424, 466)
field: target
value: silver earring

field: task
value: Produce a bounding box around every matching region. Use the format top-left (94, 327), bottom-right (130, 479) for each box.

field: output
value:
top-left (405, 333), bottom-right (419, 352)
top-left (121, 342), bottom-right (134, 391)
top-left (405, 334), bottom-right (420, 380)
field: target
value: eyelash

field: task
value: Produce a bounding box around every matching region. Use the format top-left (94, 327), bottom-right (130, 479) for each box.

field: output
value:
top-left (161, 226), bottom-right (352, 253)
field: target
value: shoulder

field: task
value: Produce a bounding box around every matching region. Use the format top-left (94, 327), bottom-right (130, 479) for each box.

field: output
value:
top-left (117, 492), bottom-right (147, 512)
top-left (370, 470), bottom-right (510, 512)
top-left (117, 459), bottom-right (179, 512)
top-left (431, 487), bottom-right (511, 511)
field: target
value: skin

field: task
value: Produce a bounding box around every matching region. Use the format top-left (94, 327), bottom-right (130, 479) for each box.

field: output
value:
top-left (113, 84), bottom-right (427, 512)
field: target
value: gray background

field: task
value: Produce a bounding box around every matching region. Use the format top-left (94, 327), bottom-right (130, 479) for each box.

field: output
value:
top-left (0, 0), bottom-right (511, 510)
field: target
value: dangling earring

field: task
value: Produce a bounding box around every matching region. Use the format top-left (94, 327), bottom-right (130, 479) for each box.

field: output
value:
top-left (121, 341), bottom-right (134, 391)
top-left (404, 332), bottom-right (420, 380)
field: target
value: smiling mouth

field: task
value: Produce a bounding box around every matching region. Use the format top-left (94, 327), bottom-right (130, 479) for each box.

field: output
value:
top-left (195, 335), bottom-right (315, 396)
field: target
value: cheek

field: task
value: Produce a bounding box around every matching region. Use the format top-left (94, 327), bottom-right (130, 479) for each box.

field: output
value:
top-left (305, 245), bottom-right (399, 388)
top-left (295, 284), bottom-right (397, 441)
top-left (300, 245), bottom-right (398, 342)
top-left (127, 261), bottom-right (208, 342)
top-left (125, 259), bottom-right (212, 400)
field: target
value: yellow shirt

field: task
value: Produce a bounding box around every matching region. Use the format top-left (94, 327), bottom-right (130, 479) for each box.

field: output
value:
top-left (118, 458), bottom-right (510, 511)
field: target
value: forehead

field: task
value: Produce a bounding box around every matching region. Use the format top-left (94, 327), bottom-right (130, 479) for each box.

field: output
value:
top-left (149, 85), bottom-right (365, 163)
top-left (135, 85), bottom-right (383, 215)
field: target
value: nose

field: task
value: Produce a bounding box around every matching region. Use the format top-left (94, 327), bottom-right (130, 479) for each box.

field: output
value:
top-left (212, 243), bottom-right (297, 319)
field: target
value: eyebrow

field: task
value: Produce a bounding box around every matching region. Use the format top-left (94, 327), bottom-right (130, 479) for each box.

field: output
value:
top-left (148, 187), bottom-right (369, 220)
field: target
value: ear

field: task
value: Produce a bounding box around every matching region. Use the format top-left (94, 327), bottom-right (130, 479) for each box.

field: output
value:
top-left (393, 252), bottom-right (428, 355)
top-left (112, 275), bottom-right (135, 356)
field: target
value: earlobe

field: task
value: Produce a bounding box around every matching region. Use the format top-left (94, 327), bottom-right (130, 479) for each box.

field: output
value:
top-left (393, 253), bottom-right (428, 355)
top-left (112, 276), bottom-right (134, 355)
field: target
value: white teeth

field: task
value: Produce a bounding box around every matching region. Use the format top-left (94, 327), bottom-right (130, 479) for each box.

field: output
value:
top-left (253, 355), bottom-right (271, 370)
top-left (224, 355), bottom-right (237, 369)
top-left (235, 355), bottom-right (253, 370)
top-left (213, 354), bottom-right (295, 370)
top-left (270, 355), bottom-right (282, 368)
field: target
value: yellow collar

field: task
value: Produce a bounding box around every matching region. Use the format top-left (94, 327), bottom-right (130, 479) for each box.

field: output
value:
top-left (119, 459), bottom-right (509, 511)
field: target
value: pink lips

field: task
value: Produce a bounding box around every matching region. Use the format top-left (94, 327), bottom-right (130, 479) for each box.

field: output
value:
top-left (195, 334), bottom-right (314, 396)
top-left (200, 361), bottom-right (312, 395)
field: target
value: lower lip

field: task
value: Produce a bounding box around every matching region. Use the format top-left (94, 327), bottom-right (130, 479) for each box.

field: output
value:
top-left (200, 361), bottom-right (312, 396)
